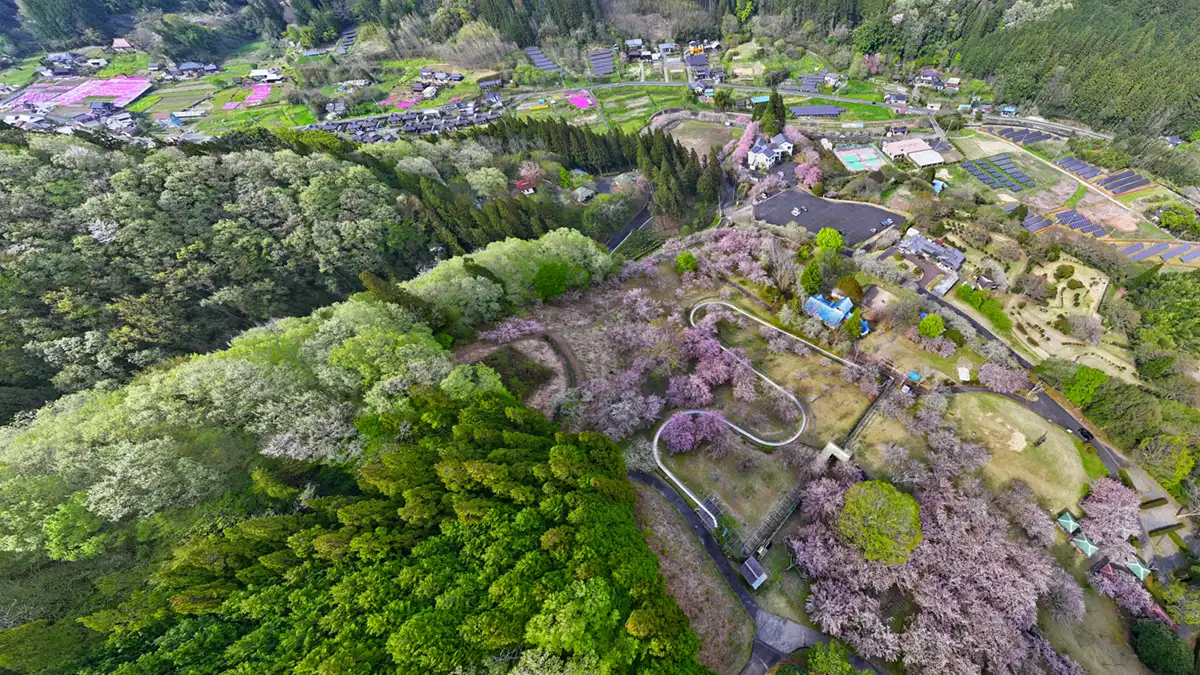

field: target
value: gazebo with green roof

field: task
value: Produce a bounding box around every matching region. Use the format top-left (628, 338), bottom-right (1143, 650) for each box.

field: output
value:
top-left (1126, 558), bottom-right (1153, 582)
top-left (1056, 511), bottom-right (1080, 534)
top-left (1072, 534), bottom-right (1099, 557)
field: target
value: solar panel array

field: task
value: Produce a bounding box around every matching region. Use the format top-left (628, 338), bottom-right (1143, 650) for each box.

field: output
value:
top-left (1054, 156), bottom-right (1102, 179)
top-left (1129, 243), bottom-right (1171, 262)
top-left (963, 154), bottom-right (1034, 192)
top-left (1115, 242), bottom-right (1200, 262)
top-left (798, 75), bottom-right (822, 93)
top-left (525, 47), bottom-right (563, 74)
top-left (1096, 169), bottom-right (1152, 195)
top-left (991, 127), bottom-right (1057, 145)
top-left (1054, 209), bottom-right (1106, 237)
top-left (1022, 213), bottom-right (1053, 233)
top-left (589, 49), bottom-right (614, 76)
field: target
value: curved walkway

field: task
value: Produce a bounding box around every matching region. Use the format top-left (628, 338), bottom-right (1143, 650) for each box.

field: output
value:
top-left (653, 299), bottom-right (854, 528)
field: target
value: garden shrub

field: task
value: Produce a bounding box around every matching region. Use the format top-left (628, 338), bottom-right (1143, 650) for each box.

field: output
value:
top-left (1131, 619), bottom-right (1191, 675)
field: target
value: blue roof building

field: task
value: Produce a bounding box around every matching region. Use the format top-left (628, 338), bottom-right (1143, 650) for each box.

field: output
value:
top-left (749, 95), bottom-right (771, 104)
top-left (803, 295), bottom-right (855, 327)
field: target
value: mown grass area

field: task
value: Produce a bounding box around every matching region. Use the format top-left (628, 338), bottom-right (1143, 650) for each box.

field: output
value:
top-left (662, 433), bottom-right (799, 533)
top-left (1064, 183), bottom-right (1089, 209)
top-left (1044, 540), bottom-right (1152, 674)
top-left (634, 483), bottom-right (756, 675)
top-left (948, 393), bottom-right (1089, 511)
top-left (96, 52), bottom-right (150, 77)
top-left (756, 508), bottom-right (815, 627)
top-left (0, 56), bottom-right (42, 86)
top-left (804, 97), bottom-right (894, 121)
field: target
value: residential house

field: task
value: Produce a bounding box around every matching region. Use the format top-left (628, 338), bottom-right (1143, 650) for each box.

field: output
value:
top-left (178, 62), bottom-right (204, 76)
top-left (325, 101), bottom-right (347, 118)
top-left (45, 52), bottom-right (84, 66)
top-left (822, 71), bottom-right (843, 88)
top-left (899, 228), bottom-right (966, 271)
top-left (916, 70), bottom-right (944, 90)
top-left (624, 39), bottom-right (643, 50)
top-left (411, 81), bottom-right (426, 93)
top-left (422, 86), bottom-right (439, 99)
top-left (999, 106), bottom-right (1018, 117)
top-left (747, 134), bottom-right (793, 171)
top-left (802, 295), bottom-right (856, 328)
top-left (884, 92), bottom-right (908, 105)
top-left (247, 69), bottom-right (285, 83)
top-left (658, 43), bottom-right (678, 53)
top-left (111, 38), bottom-right (134, 52)
top-left (684, 53), bottom-right (707, 68)
top-left (479, 78), bottom-right (502, 90)
top-left (573, 186), bottom-right (596, 203)
top-left (86, 58), bottom-right (109, 69)
top-left (945, 77), bottom-right (961, 91)
top-left (1166, 135), bottom-right (1184, 148)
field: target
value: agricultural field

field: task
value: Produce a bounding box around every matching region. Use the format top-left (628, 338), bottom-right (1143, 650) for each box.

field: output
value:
top-left (129, 83), bottom-right (216, 114)
top-left (670, 120), bottom-right (741, 155)
top-left (803, 97), bottom-right (893, 122)
top-left (594, 86), bottom-right (689, 132)
top-left (634, 483), bottom-right (756, 675)
top-left (947, 394), bottom-right (1090, 510)
top-left (837, 79), bottom-right (883, 102)
top-left (96, 52), bottom-right (150, 77)
top-left (0, 56), bottom-right (42, 86)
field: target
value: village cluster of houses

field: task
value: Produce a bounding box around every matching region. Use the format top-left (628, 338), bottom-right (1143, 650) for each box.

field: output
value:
top-left (622, 39), bottom-right (721, 63)
top-left (305, 94), bottom-right (505, 142)
top-left (409, 69), bottom-right (467, 100)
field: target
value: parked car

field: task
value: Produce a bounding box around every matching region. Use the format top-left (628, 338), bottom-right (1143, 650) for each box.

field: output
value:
top-left (1078, 428), bottom-right (1094, 441)
top-left (881, 217), bottom-right (895, 226)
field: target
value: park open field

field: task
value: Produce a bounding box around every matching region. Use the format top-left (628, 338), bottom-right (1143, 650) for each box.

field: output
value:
top-left (948, 394), bottom-right (1089, 510)
top-left (670, 120), bottom-right (740, 155)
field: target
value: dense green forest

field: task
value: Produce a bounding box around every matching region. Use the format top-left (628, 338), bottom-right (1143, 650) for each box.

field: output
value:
top-left (0, 225), bottom-right (707, 674)
top-left (0, 121), bottom-right (695, 422)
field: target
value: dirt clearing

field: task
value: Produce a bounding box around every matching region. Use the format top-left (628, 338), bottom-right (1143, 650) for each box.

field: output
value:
top-left (1026, 179), bottom-right (1078, 212)
top-left (1077, 192), bottom-right (1139, 232)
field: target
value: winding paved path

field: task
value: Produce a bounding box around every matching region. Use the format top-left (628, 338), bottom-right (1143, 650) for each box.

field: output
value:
top-left (653, 299), bottom-right (856, 527)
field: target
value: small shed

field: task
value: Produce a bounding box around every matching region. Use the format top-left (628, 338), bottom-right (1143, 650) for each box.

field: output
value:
top-left (1126, 558), bottom-right (1153, 582)
top-left (1056, 511), bottom-right (1080, 533)
top-left (1071, 533), bottom-right (1099, 557)
top-left (514, 179), bottom-right (536, 195)
top-left (572, 186), bottom-right (596, 203)
top-left (739, 557), bottom-right (768, 589)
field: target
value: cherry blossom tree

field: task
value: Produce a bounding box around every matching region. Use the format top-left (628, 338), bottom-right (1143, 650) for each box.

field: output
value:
top-left (730, 121), bottom-right (760, 168)
top-left (1089, 564), bottom-right (1156, 618)
top-left (801, 477), bottom-right (847, 522)
top-left (1044, 569), bottom-right (1086, 625)
top-left (478, 317), bottom-right (544, 343)
top-left (1079, 477), bottom-right (1141, 561)
top-left (978, 362), bottom-right (1028, 394)
top-left (997, 480), bottom-right (1057, 548)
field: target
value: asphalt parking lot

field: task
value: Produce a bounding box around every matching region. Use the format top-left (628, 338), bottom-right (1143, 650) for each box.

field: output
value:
top-left (752, 189), bottom-right (906, 246)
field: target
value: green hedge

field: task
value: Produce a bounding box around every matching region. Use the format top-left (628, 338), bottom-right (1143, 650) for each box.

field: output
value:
top-left (955, 285), bottom-right (1013, 331)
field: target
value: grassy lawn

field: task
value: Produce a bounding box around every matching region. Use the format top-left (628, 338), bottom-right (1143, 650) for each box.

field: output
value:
top-left (947, 393), bottom-right (1089, 510)
top-left (670, 120), bottom-right (739, 155)
top-left (0, 56), bottom-right (42, 86)
top-left (663, 434), bottom-right (799, 532)
top-left (712, 317), bottom-right (871, 447)
top-left (804, 97), bottom-right (894, 121)
top-left (634, 483), bottom-right (755, 675)
top-left (96, 53), bottom-right (150, 77)
top-left (838, 79), bottom-right (882, 102)
top-left (755, 508), bottom-right (815, 627)
top-left (1043, 540), bottom-right (1152, 674)
top-left (193, 103), bottom-right (316, 132)
top-left (859, 324), bottom-right (986, 385)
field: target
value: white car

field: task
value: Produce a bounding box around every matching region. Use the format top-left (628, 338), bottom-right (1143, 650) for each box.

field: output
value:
top-left (791, 207), bottom-right (801, 216)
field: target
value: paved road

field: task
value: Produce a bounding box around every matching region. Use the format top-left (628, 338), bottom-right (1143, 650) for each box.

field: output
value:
top-left (607, 201), bottom-right (653, 252)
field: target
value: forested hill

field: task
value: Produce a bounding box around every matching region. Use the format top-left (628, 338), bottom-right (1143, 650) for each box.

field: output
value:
top-left (959, 0), bottom-right (1200, 135)
top-left (0, 226), bottom-right (709, 673)
top-left (0, 121), bottom-right (691, 423)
